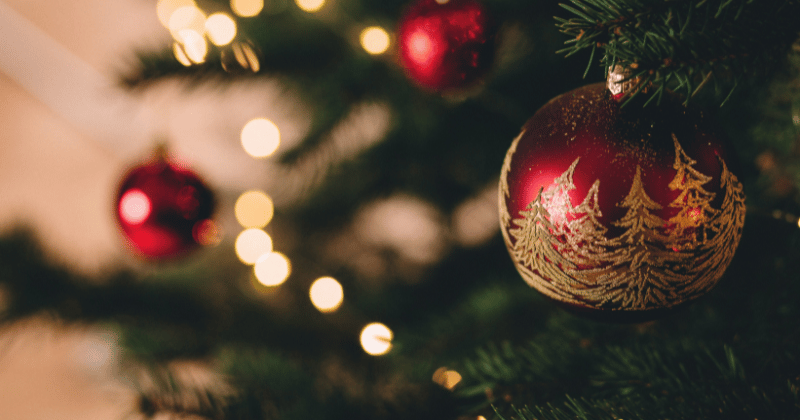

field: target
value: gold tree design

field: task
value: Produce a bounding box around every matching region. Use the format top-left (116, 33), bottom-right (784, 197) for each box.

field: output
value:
top-left (666, 134), bottom-right (718, 250)
top-left (597, 166), bottom-right (691, 309)
top-left (510, 188), bottom-right (578, 288)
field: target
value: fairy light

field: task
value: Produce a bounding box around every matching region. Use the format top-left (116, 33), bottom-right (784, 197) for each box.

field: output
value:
top-left (235, 190), bottom-right (274, 228)
top-left (231, 0), bottom-right (264, 17)
top-left (360, 26), bottom-right (390, 55)
top-left (296, 0), bottom-right (325, 12)
top-left (241, 118), bottom-right (281, 158)
top-left (309, 277), bottom-right (344, 313)
top-left (360, 323), bottom-right (393, 356)
top-left (432, 367), bottom-right (463, 390)
top-left (168, 5), bottom-right (206, 39)
top-left (254, 252), bottom-right (291, 286)
top-left (176, 30), bottom-right (208, 64)
top-left (173, 42), bottom-right (193, 66)
top-left (157, 0), bottom-right (197, 28)
top-left (205, 13), bottom-right (237, 46)
top-left (234, 228), bottom-right (273, 264)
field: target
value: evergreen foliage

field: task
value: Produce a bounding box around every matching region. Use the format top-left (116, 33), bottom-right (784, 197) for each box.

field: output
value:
top-left (3, 0), bottom-right (800, 418)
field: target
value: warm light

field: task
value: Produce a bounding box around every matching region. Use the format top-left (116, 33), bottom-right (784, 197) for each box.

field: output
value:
top-left (360, 322), bottom-right (393, 356)
top-left (233, 42), bottom-right (261, 72)
top-left (477, 417), bottom-right (487, 420)
top-left (360, 26), bottom-right (390, 55)
top-left (408, 30), bottom-right (435, 65)
top-left (432, 367), bottom-right (462, 390)
top-left (235, 190), bottom-right (274, 228)
top-left (241, 118), bottom-right (281, 158)
top-left (231, 0), bottom-right (264, 17)
top-left (235, 228), bottom-right (273, 264)
top-left (193, 219), bottom-right (222, 246)
top-left (119, 189), bottom-right (151, 225)
top-left (157, 0), bottom-right (197, 28)
top-left (296, 0), bottom-right (325, 12)
top-left (254, 252), bottom-right (291, 286)
top-left (176, 30), bottom-right (208, 64)
top-left (168, 5), bottom-right (206, 39)
top-left (205, 13), bottom-right (237, 46)
top-left (797, 217), bottom-right (800, 229)
top-left (309, 277), bottom-right (344, 313)
top-left (173, 42), bottom-right (193, 66)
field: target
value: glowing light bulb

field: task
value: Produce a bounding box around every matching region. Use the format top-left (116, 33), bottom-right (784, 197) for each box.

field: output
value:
top-left (173, 42), bottom-right (193, 66)
top-left (176, 29), bottom-right (208, 64)
top-left (157, 0), bottom-right (197, 28)
top-left (168, 5), bottom-right (206, 39)
top-left (296, 0), bottom-right (325, 12)
top-left (254, 252), bottom-right (291, 286)
top-left (235, 228), bottom-right (273, 264)
top-left (309, 277), bottom-right (344, 313)
top-left (797, 217), bottom-right (800, 229)
top-left (241, 118), bottom-right (281, 158)
top-left (235, 190), bottom-right (274, 228)
top-left (231, 0), bottom-right (264, 17)
top-left (205, 13), bottom-right (237, 46)
top-left (360, 26), bottom-right (390, 55)
top-left (360, 322), bottom-right (393, 356)
top-left (119, 189), bottom-right (151, 225)
top-left (432, 367), bottom-right (463, 390)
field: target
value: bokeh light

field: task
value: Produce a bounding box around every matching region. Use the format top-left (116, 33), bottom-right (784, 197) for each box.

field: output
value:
top-left (168, 5), bottom-right (206, 39)
top-left (309, 277), bottom-right (344, 313)
top-left (157, 0), bottom-right (197, 28)
top-left (241, 118), bottom-right (281, 158)
top-left (296, 0), bottom-right (325, 12)
top-left (205, 13), bottom-right (237, 46)
top-left (235, 190), bottom-right (274, 228)
top-left (360, 26), bottom-right (390, 55)
top-left (432, 367), bottom-right (462, 390)
top-left (254, 252), bottom-right (291, 286)
top-left (235, 228), bottom-right (273, 264)
top-left (193, 219), bottom-right (222, 246)
top-left (360, 322), bottom-right (393, 356)
top-left (231, 0), bottom-right (264, 17)
top-left (173, 42), bottom-right (193, 66)
top-left (119, 189), bottom-right (151, 225)
top-left (176, 29), bottom-right (208, 64)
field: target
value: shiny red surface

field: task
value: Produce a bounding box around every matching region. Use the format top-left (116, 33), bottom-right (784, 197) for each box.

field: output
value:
top-left (398, 0), bottom-right (495, 92)
top-left (115, 156), bottom-right (215, 259)
top-left (501, 83), bottom-right (735, 321)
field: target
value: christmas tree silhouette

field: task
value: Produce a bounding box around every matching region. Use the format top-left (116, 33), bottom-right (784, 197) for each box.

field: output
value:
top-left (666, 134), bottom-right (719, 250)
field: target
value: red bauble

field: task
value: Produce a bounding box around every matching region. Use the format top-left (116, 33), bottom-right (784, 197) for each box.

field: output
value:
top-left (499, 82), bottom-right (746, 322)
top-left (115, 150), bottom-right (216, 259)
top-left (397, 0), bottom-right (496, 92)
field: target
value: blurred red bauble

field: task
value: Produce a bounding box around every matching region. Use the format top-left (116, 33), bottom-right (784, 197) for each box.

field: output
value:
top-left (115, 149), bottom-right (216, 260)
top-left (397, 0), bottom-right (496, 92)
top-left (499, 80), bottom-right (746, 322)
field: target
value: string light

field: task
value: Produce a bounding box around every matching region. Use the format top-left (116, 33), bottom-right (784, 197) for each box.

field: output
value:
top-left (309, 277), bottom-right (344, 313)
top-left (254, 252), bottom-right (291, 286)
top-left (235, 228), bottom-right (273, 264)
top-left (360, 322), bottom-right (393, 356)
top-left (235, 190), bottom-right (274, 228)
top-left (241, 118), bottom-right (281, 158)
top-left (205, 13), bottom-right (237, 46)
top-left (173, 42), bottom-right (193, 66)
top-left (231, 0), bottom-right (264, 17)
top-left (176, 30), bottom-right (208, 64)
top-left (296, 0), bottom-right (326, 12)
top-left (168, 5), bottom-right (206, 39)
top-left (157, 0), bottom-right (197, 28)
top-left (432, 367), bottom-right (462, 390)
top-left (360, 26), bottom-right (390, 55)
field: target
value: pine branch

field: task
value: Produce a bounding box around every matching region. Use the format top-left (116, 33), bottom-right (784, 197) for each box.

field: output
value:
top-left (556, 0), bottom-right (800, 104)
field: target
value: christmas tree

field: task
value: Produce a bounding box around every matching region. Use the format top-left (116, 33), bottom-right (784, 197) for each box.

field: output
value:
top-left (1, 0), bottom-right (800, 418)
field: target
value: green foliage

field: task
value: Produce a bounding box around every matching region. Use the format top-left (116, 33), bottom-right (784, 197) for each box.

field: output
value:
top-left (556, 0), bottom-right (800, 105)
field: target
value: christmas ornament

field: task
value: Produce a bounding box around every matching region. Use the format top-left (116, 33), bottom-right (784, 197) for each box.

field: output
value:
top-left (499, 70), bottom-right (746, 322)
top-left (115, 147), bottom-right (216, 259)
top-left (397, 0), bottom-right (496, 92)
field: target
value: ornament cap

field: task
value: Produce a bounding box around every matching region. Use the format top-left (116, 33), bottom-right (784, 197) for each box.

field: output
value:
top-left (607, 64), bottom-right (647, 100)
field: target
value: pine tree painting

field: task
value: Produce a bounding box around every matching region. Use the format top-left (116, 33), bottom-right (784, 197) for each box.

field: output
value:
top-left (666, 134), bottom-right (719, 250)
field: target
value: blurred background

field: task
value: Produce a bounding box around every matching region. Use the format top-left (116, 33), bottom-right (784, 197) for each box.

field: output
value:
top-left (0, 0), bottom-right (799, 419)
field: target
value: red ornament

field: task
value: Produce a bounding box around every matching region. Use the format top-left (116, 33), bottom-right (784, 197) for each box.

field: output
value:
top-left (499, 79), bottom-right (746, 322)
top-left (397, 0), bottom-right (496, 92)
top-left (115, 148), bottom-right (216, 259)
